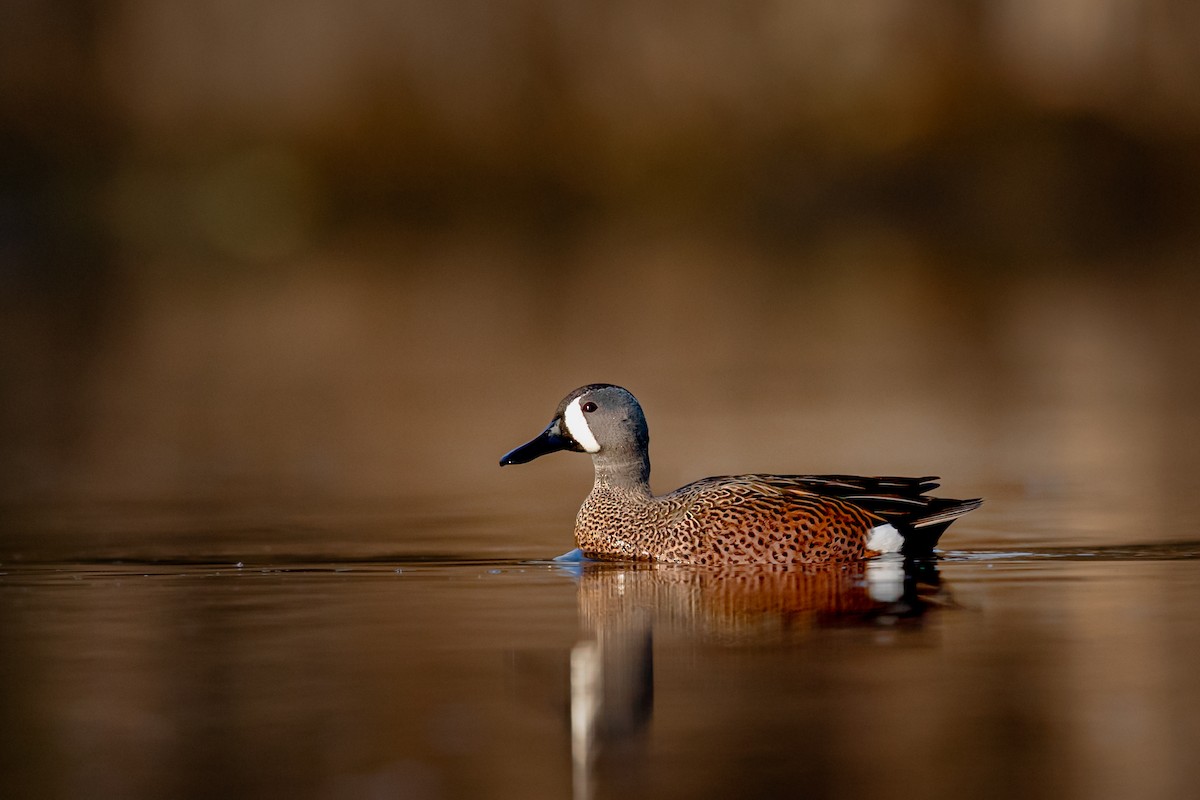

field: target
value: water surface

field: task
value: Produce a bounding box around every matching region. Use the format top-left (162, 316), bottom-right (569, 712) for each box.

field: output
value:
top-left (3, 494), bottom-right (1199, 800)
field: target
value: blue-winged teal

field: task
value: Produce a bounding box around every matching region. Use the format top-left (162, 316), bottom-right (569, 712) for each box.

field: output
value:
top-left (500, 384), bottom-right (980, 565)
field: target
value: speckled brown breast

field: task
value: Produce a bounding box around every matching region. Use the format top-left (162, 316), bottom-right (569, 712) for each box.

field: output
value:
top-left (575, 475), bottom-right (884, 566)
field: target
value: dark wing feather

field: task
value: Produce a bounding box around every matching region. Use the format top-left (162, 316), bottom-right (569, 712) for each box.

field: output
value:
top-left (691, 473), bottom-right (981, 555)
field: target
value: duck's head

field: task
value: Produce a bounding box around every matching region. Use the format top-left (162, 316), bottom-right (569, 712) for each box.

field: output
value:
top-left (499, 384), bottom-right (649, 468)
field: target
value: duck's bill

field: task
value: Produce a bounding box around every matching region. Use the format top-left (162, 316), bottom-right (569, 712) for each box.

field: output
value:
top-left (499, 425), bottom-right (573, 466)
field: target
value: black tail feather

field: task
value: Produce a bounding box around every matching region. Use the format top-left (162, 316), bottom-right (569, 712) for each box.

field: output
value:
top-left (900, 498), bottom-right (983, 556)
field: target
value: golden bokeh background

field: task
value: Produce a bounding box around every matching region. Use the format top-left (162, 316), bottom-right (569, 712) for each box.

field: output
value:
top-left (3, 1), bottom-right (1199, 549)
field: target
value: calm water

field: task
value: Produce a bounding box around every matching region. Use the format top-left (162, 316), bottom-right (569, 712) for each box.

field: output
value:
top-left (3, 490), bottom-right (1199, 800)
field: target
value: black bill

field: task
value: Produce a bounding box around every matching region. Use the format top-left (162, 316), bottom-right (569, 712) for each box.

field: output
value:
top-left (499, 423), bottom-right (574, 466)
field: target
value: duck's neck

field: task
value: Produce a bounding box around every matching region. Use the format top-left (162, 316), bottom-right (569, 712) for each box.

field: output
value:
top-left (592, 452), bottom-right (652, 496)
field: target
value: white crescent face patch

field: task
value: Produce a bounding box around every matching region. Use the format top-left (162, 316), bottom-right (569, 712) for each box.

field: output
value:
top-left (562, 397), bottom-right (601, 453)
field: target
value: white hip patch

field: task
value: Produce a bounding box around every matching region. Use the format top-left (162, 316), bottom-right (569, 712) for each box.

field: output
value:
top-left (866, 522), bottom-right (904, 554)
top-left (563, 397), bottom-right (601, 453)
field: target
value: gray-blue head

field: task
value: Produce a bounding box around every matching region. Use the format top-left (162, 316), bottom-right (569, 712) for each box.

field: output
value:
top-left (499, 384), bottom-right (650, 482)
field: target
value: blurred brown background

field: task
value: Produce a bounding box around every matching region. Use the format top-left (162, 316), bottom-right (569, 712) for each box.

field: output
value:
top-left (3, 1), bottom-right (1200, 547)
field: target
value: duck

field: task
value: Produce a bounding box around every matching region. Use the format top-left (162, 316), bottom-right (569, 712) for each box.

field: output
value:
top-left (499, 384), bottom-right (980, 565)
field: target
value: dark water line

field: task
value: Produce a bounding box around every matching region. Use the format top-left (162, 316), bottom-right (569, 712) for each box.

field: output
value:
top-left (4, 540), bottom-right (1200, 582)
top-left (943, 540), bottom-right (1200, 561)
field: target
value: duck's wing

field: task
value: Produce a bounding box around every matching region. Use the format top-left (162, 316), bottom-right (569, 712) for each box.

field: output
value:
top-left (776, 474), bottom-right (982, 553)
top-left (672, 474), bottom-right (981, 554)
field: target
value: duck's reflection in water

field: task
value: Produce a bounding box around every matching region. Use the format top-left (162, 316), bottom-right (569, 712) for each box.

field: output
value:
top-left (565, 558), bottom-right (949, 800)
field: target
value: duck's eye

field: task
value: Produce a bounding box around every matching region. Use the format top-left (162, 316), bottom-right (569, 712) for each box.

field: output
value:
top-left (582, 401), bottom-right (597, 413)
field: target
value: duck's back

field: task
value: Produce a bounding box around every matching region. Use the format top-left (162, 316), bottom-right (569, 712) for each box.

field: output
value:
top-left (660, 475), bottom-right (884, 565)
top-left (575, 474), bottom-right (979, 566)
